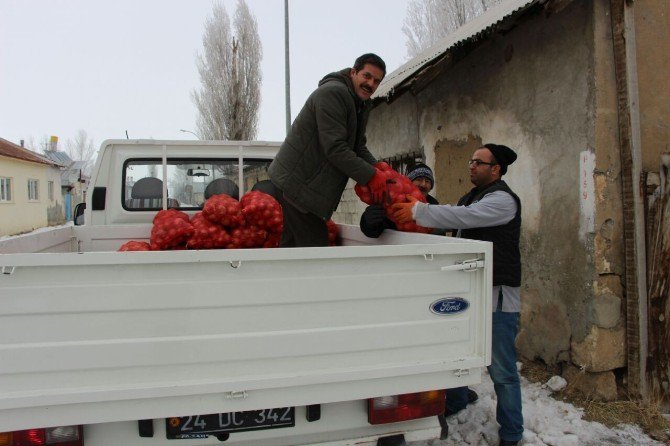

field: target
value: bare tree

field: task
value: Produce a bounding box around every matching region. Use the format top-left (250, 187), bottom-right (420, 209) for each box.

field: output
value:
top-left (26, 135), bottom-right (51, 153)
top-left (192, 0), bottom-right (262, 141)
top-left (65, 129), bottom-right (97, 175)
top-left (403, 0), bottom-right (501, 58)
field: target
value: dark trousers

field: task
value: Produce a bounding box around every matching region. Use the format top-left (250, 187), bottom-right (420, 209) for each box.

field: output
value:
top-left (446, 291), bottom-right (523, 443)
top-left (277, 192), bottom-right (328, 247)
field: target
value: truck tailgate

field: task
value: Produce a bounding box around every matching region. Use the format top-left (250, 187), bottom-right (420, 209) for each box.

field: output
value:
top-left (0, 226), bottom-right (491, 431)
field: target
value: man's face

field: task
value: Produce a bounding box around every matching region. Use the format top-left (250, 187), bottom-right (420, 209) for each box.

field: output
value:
top-left (469, 148), bottom-right (500, 187)
top-left (350, 64), bottom-right (384, 101)
top-left (412, 177), bottom-right (432, 197)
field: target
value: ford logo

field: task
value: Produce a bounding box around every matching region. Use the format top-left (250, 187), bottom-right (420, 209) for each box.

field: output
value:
top-left (430, 298), bottom-right (469, 315)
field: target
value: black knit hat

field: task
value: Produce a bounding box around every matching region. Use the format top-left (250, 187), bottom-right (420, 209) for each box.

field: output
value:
top-left (407, 163), bottom-right (434, 188)
top-left (483, 143), bottom-right (517, 175)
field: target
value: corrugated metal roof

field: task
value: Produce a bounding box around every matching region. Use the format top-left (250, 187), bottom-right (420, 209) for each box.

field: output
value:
top-left (57, 160), bottom-right (90, 185)
top-left (373, 0), bottom-right (539, 100)
top-left (43, 150), bottom-right (73, 166)
top-left (0, 137), bottom-right (56, 166)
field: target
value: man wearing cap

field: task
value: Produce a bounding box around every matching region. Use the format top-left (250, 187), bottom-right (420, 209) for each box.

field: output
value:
top-left (406, 162), bottom-right (439, 204)
top-left (391, 143), bottom-right (523, 446)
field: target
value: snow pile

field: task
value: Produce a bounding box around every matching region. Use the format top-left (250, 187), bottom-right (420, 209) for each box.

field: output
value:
top-left (0, 221), bottom-right (73, 241)
top-left (545, 376), bottom-right (567, 392)
top-left (410, 370), bottom-right (664, 446)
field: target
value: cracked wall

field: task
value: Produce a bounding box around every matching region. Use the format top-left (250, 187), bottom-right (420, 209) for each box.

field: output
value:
top-left (365, 0), bottom-right (626, 384)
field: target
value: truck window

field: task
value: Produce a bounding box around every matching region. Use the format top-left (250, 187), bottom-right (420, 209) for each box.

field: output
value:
top-left (122, 158), bottom-right (272, 211)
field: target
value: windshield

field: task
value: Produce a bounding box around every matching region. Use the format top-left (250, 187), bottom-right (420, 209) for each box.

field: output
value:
top-left (122, 158), bottom-right (272, 211)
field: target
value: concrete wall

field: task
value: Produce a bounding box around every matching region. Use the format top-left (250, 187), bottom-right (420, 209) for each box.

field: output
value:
top-left (572, 0), bottom-right (627, 383)
top-left (0, 157), bottom-right (50, 236)
top-left (363, 1), bottom-right (629, 380)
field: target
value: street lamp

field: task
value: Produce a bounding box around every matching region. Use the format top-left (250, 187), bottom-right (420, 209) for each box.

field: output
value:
top-left (179, 129), bottom-right (200, 139)
top-left (284, 0), bottom-right (291, 135)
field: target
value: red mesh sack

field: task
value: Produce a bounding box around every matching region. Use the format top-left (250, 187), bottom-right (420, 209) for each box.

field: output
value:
top-left (153, 209), bottom-right (189, 225)
top-left (355, 166), bottom-right (431, 234)
top-left (187, 212), bottom-right (231, 249)
top-left (240, 191), bottom-right (283, 233)
top-left (118, 241), bottom-right (152, 251)
top-left (227, 225), bottom-right (268, 249)
top-left (202, 194), bottom-right (244, 228)
top-left (326, 220), bottom-right (339, 246)
top-left (263, 231), bottom-right (281, 248)
top-left (150, 216), bottom-right (194, 250)
top-left (354, 183), bottom-right (374, 205)
top-left (374, 161), bottom-right (393, 172)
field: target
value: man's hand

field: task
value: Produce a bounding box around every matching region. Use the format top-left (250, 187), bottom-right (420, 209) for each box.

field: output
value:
top-left (374, 161), bottom-right (391, 172)
top-left (390, 195), bottom-right (419, 223)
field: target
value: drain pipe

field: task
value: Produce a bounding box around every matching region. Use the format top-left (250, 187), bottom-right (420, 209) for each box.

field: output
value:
top-left (609, 0), bottom-right (648, 399)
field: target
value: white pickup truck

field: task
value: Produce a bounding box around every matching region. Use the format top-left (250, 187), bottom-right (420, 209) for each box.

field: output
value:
top-left (0, 140), bottom-right (492, 446)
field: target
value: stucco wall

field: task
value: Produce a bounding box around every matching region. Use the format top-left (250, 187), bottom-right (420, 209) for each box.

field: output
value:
top-left (0, 157), bottom-right (50, 236)
top-left (364, 1), bottom-right (623, 369)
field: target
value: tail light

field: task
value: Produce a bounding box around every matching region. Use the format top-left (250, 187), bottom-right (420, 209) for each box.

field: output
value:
top-left (0, 433), bottom-right (13, 446)
top-left (0, 426), bottom-right (83, 446)
top-left (368, 390), bottom-right (446, 425)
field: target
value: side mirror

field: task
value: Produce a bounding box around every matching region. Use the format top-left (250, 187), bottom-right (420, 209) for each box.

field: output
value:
top-left (74, 202), bottom-right (86, 226)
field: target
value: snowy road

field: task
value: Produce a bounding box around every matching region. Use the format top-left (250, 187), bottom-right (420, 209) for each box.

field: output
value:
top-left (410, 371), bottom-right (666, 446)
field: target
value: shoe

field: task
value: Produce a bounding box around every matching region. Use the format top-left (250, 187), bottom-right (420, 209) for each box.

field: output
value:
top-left (444, 388), bottom-right (479, 416)
top-left (499, 440), bottom-right (519, 446)
top-left (466, 388), bottom-right (479, 404)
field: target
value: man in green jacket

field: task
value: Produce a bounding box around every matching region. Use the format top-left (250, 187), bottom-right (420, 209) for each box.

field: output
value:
top-left (268, 53), bottom-right (388, 247)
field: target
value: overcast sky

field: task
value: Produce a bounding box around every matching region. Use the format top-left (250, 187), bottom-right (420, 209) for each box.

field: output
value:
top-left (1, 0), bottom-right (412, 150)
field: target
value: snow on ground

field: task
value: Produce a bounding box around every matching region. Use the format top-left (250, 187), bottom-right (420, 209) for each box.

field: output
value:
top-left (0, 221), bottom-right (73, 241)
top-left (410, 367), bottom-right (665, 446)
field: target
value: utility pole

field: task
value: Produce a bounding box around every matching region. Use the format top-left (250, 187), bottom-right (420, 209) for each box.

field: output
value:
top-left (284, 0), bottom-right (291, 135)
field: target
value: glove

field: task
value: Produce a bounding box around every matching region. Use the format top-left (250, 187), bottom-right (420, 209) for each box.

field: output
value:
top-left (360, 204), bottom-right (389, 238)
top-left (361, 204), bottom-right (387, 226)
top-left (366, 169), bottom-right (387, 203)
top-left (390, 195), bottom-right (419, 224)
top-left (374, 161), bottom-right (392, 172)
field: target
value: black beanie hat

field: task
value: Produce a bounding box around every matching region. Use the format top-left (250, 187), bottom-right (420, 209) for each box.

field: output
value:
top-left (483, 143), bottom-right (517, 175)
top-left (407, 163), bottom-right (434, 188)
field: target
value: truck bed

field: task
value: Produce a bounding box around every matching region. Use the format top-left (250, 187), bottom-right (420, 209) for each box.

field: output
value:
top-left (0, 224), bottom-right (492, 432)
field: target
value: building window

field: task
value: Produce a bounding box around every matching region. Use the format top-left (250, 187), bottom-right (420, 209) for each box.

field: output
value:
top-left (28, 179), bottom-right (39, 201)
top-left (0, 177), bottom-right (11, 202)
top-left (48, 181), bottom-right (54, 200)
top-left (381, 151), bottom-right (425, 175)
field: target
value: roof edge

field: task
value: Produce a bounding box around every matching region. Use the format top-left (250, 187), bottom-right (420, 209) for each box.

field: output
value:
top-left (373, 0), bottom-right (539, 100)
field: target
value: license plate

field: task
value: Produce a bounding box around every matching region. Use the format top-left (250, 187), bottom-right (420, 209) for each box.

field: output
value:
top-left (166, 407), bottom-right (295, 439)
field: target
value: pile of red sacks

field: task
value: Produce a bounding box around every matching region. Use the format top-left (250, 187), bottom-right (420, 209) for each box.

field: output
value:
top-left (354, 162), bottom-right (432, 233)
top-left (118, 191), bottom-right (340, 251)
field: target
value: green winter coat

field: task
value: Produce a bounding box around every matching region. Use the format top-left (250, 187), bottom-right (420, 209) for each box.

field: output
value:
top-left (268, 68), bottom-right (377, 220)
